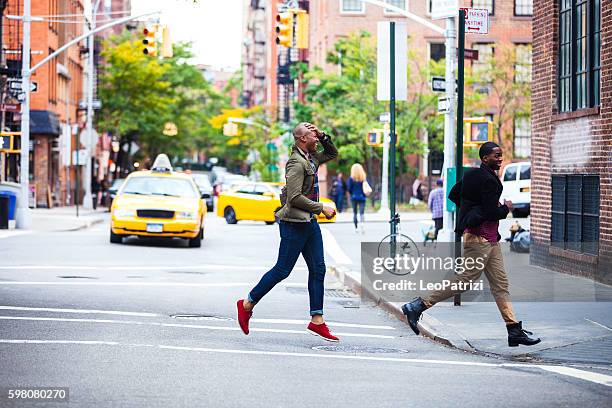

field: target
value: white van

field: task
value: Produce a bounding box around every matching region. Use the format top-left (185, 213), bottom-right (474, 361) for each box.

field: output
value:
top-left (501, 161), bottom-right (531, 217)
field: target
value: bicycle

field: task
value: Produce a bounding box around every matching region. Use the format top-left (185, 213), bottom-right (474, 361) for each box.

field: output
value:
top-left (377, 213), bottom-right (420, 276)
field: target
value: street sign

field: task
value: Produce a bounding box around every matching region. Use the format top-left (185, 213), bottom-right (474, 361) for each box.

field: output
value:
top-left (463, 48), bottom-right (479, 60)
top-left (461, 8), bottom-right (489, 34)
top-left (78, 99), bottom-right (102, 110)
top-left (0, 103), bottom-right (20, 112)
top-left (438, 96), bottom-right (451, 114)
top-left (377, 22), bottom-right (408, 101)
top-left (8, 80), bottom-right (37, 92)
top-left (379, 112), bottom-right (390, 123)
top-left (72, 149), bottom-right (88, 166)
top-left (431, 0), bottom-right (459, 20)
top-left (432, 76), bottom-right (457, 93)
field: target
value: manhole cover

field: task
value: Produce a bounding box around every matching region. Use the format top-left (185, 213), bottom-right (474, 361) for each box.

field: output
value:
top-left (169, 314), bottom-right (233, 321)
top-left (57, 276), bottom-right (98, 279)
top-left (313, 345), bottom-right (409, 354)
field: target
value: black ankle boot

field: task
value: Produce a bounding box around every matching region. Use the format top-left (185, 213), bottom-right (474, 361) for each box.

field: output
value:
top-left (507, 321), bottom-right (541, 347)
top-left (401, 297), bottom-right (427, 335)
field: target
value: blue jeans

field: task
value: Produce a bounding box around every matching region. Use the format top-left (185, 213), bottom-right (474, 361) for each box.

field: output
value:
top-left (248, 219), bottom-right (326, 316)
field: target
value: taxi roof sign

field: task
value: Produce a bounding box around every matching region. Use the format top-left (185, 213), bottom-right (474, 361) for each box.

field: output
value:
top-left (151, 153), bottom-right (173, 172)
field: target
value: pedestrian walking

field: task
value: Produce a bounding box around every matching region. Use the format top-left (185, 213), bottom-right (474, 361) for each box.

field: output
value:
top-left (348, 163), bottom-right (368, 234)
top-left (401, 142), bottom-right (541, 347)
top-left (236, 123), bottom-right (339, 342)
top-left (428, 178), bottom-right (445, 239)
top-left (331, 172), bottom-right (347, 213)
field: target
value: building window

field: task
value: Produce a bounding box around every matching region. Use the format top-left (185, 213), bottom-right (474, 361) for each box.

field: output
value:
top-left (513, 117), bottom-right (531, 158)
top-left (472, 0), bottom-right (494, 15)
top-left (558, 0), bottom-right (601, 113)
top-left (514, 0), bottom-right (533, 16)
top-left (472, 43), bottom-right (494, 82)
top-left (429, 43), bottom-right (445, 62)
top-left (384, 0), bottom-right (407, 15)
top-left (340, 0), bottom-right (365, 13)
top-left (515, 43), bottom-right (532, 83)
top-left (551, 175), bottom-right (599, 254)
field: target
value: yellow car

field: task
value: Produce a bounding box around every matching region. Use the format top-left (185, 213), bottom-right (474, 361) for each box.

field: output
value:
top-left (217, 181), bottom-right (336, 224)
top-left (110, 155), bottom-right (206, 247)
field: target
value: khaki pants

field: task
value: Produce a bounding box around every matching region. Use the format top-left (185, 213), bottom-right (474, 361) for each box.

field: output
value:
top-left (423, 233), bottom-right (517, 324)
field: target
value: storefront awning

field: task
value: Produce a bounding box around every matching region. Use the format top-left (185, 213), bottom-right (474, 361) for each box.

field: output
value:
top-left (31, 110), bottom-right (60, 136)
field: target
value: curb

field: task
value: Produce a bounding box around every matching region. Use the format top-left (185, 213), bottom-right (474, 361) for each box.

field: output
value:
top-left (328, 265), bottom-right (466, 351)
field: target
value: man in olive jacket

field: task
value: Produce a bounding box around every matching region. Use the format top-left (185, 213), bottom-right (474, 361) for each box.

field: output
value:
top-left (236, 123), bottom-right (340, 342)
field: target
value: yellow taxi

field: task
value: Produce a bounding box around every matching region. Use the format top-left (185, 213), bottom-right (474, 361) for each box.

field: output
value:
top-left (217, 181), bottom-right (336, 225)
top-left (110, 154), bottom-right (206, 247)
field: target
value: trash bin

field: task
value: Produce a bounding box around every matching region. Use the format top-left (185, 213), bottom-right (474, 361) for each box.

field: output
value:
top-left (0, 191), bottom-right (17, 220)
top-left (0, 196), bottom-right (8, 229)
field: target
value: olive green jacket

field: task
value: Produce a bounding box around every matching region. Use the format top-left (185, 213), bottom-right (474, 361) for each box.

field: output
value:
top-left (276, 135), bottom-right (338, 222)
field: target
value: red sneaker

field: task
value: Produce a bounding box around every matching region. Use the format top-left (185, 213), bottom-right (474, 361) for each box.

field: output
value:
top-left (307, 322), bottom-right (339, 342)
top-left (236, 299), bottom-right (252, 335)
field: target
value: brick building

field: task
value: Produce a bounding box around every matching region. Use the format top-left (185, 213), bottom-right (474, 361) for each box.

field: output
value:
top-left (309, 0), bottom-right (533, 193)
top-left (531, 0), bottom-right (610, 284)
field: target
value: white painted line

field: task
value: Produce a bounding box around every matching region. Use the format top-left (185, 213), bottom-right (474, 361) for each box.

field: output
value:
top-left (584, 318), bottom-right (612, 332)
top-left (0, 264), bottom-right (309, 273)
top-left (0, 316), bottom-right (396, 339)
top-left (321, 227), bottom-right (353, 265)
top-left (0, 282), bottom-right (308, 288)
top-left (0, 306), bottom-right (395, 330)
top-left (2, 339), bottom-right (611, 387)
top-left (0, 305), bottom-right (158, 318)
top-left (509, 364), bottom-right (612, 388)
top-left (0, 231), bottom-right (31, 239)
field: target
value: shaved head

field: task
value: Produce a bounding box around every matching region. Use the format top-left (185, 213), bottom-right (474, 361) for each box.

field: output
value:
top-left (293, 122), bottom-right (312, 139)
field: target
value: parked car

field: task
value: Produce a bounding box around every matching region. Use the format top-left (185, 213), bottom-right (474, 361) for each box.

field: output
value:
top-left (501, 161), bottom-right (531, 217)
top-left (191, 172), bottom-right (214, 212)
top-left (217, 182), bottom-right (337, 225)
top-left (110, 154), bottom-right (206, 247)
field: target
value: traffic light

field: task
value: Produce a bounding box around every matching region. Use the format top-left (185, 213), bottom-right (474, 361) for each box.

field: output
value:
top-left (142, 25), bottom-right (158, 56)
top-left (294, 10), bottom-right (309, 49)
top-left (275, 12), bottom-right (293, 47)
top-left (161, 25), bottom-right (173, 58)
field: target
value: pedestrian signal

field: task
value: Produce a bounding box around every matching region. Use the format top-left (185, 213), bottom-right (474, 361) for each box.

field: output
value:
top-left (366, 130), bottom-right (383, 147)
top-left (294, 10), bottom-right (309, 49)
top-left (275, 12), bottom-right (294, 47)
top-left (463, 118), bottom-right (493, 147)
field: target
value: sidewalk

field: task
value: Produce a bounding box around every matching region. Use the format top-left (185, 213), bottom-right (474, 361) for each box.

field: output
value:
top-left (28, 206), bottom-right (108, 232)
top-left (329, 249), bottom-right (612, 367)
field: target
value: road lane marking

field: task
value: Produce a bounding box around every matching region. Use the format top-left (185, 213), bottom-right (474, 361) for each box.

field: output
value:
top-left (320, 227), bottom-right (353, 265)
top-left (0, 264), bottom-right (308, 272)
top-left (504, 363), bottom-right (612, 387)
top-left (0, 307), bottom-right (395, 330)
top-left (584, 318), bottom-right (612, 332)
top-left (0, 306), bottom-right (159, 317)
top-left (4, 338), bottom-right (612, 387)
top-left (0, 316), bottom-right (396, 339)
top-left (0, 231), bottom-right (31, 239)
top-left (0, 282), bottom-right (307, 288)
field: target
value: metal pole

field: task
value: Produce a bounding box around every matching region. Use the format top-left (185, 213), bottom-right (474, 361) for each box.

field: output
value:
top-left (15, 0), bottom-right (31, 228)
top-left (83, 0), bottom-right (102, 210)
top-left (379, 124), bottom-right (389, 213)
top-left (454, 9), bottom-right (466, 307)
top-left (389, 22), bottom-right (396, 240)
top-left (441, 16), bottom-right (456, 242)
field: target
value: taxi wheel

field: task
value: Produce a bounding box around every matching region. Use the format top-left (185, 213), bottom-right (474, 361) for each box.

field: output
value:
top-left (265, 221), bottom-right (275, 225)
top-left (224, 207), bottom-right (237, 224)
top-left (110, 229), bottom-right (122, 244)
top-left (188, 231), bottom-right (202, 248)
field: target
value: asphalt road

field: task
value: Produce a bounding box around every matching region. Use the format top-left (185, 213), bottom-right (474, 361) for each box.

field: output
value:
top-left (0, 214), bottom-right (610, 407)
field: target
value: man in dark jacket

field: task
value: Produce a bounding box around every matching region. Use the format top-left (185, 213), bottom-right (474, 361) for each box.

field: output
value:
top-left (236, 123), bottom-right (339, 342)
top-left (401, 142), bottom-right (541, 347)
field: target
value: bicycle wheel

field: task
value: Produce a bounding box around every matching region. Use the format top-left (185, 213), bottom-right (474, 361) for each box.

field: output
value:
top-left (376, 233), bottom-right (420, 276)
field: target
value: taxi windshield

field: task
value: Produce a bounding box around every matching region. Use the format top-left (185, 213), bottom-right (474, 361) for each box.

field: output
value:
top-left (121, 177), bottom-right (198, 198)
